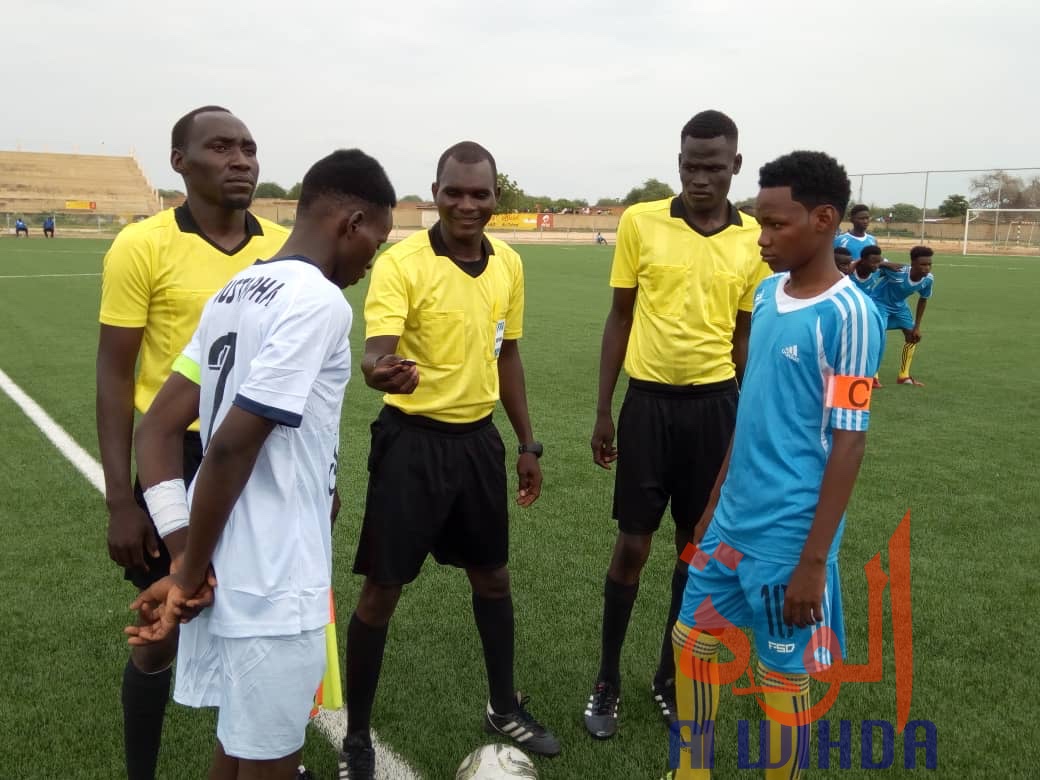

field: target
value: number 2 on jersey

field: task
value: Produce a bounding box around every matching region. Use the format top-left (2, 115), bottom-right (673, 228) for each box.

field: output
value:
top-left (206, 332), bottom-right (237, 442)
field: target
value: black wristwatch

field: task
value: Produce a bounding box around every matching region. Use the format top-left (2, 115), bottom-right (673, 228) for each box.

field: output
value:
top-left (518, 441), bottom-right (544, 459)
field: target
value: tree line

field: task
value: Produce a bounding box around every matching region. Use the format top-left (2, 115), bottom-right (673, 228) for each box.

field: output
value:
top-left (492, 174), bottom-right (677, 213)
top-left (161, 169), bottom-right (1040, 221)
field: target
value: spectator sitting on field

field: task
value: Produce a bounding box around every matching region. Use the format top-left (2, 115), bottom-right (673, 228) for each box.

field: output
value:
top-left (43, 216), bottom-right (55, 238)
top-left (15, 218), bottom-right (28, 237)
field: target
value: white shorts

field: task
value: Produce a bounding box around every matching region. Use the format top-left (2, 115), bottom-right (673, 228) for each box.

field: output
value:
top-left (174, 616), bottom-right (326, 760)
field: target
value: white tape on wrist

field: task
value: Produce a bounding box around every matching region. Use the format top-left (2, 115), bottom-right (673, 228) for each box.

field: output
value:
top-left (142, 478), bottom-right (189, 538)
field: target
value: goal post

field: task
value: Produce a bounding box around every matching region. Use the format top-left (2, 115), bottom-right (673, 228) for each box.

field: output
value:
top-left (963, 208), bottom-right (1040, 256)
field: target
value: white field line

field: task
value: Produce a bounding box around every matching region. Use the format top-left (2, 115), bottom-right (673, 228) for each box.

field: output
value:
top-left (0, 367), bottom-right (421, 779)
top-left (941, 263), bottom-right (1026, 270)
top-left (0, 245), bottom-right (107, 254)
top-left (0, 272), bottom-right (102, 279)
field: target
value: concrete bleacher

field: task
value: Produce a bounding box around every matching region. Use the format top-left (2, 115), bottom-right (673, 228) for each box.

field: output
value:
top-left (0, 151), bottom-right (161, 216)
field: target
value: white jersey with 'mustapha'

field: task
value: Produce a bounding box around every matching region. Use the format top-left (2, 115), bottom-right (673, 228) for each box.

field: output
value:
top-left (176, 256), bottom-right (351, 638)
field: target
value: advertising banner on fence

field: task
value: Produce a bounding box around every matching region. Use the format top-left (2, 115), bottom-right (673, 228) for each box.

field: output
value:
top-left (486, 212), bottom-right (554, 230)
top-left (64, 200), bottom-right (97, 210)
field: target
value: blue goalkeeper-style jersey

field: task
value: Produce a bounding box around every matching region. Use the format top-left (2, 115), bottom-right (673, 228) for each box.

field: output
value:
top-left (710, 274), bottom-right (884, 565)
top-left (873, 266), bottom-right (934, 311)
top-left (848, 266), bottom-right (883, 298)
top-left (834, 231), bottom-right (877, 259)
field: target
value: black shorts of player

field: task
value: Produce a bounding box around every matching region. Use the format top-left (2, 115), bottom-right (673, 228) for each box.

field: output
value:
top-left (353, 406), bottom-right (509, 586)
top-left (124, 431), bottom-right (204, 590)
top-left (612, 378), bottom-right (738, 535)
top-left (43, 228), bottom-right (54, 237)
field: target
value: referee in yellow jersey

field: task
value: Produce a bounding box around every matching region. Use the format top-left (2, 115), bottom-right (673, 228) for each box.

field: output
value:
top-left (96, 106), bottom-right (288, 780)
top-left (584, 110), bottom-right (769, 740)
top-left (339, 142), bottom-right (559, 780)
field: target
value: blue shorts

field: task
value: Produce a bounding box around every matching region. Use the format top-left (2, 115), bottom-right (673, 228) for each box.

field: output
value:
top-left (678, 527), bottom-right (845, 674)
top-left (885, 304), bottom-right (914, 331)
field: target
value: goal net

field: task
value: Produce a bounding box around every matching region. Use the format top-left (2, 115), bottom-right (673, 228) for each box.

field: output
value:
top-left (962, 208), bottom-right (1040, 256)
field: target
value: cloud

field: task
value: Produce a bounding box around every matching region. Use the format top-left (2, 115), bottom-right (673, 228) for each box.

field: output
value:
top-left (2, 0), bottom-right (1037, 206)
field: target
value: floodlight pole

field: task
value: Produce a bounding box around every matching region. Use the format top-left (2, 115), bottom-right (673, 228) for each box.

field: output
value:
top-left (920, 171), bottom-right (929, 243)
top-left (993, 180), bottom-right (1002, 252)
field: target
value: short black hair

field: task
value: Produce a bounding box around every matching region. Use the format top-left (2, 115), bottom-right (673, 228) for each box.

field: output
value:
top-left (758, 150), bottom-right (850, 216)
top-left (834, 246), bottom-right (853, 257)
top-left (910, 245), bottom-right (934, 262)
top-left (860, 245), bottom-right (883, 259)
top-left (850, 204), bottom-right (870, 217)
top-left (171, 105), bottom-right (231, 150)
top-left (297, 149), bottom-right (397, 213)
top-left (436, 141), bottom-right (497, 183)
top-left (681, 110), bottom-right (738, 144)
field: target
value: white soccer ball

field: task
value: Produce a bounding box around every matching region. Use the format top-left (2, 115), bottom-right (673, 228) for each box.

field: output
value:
top-left (455, 744), bottom-right (538, 779)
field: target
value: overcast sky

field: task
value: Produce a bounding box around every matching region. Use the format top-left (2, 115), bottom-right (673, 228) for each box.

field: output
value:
top-left (3, 0), bottom-right (1037, 209)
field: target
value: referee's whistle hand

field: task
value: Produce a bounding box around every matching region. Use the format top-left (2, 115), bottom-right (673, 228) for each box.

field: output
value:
top-left (370, 357), bottom-right (420, 394)
top-left (516, 455), bottom-right (542, 507)
top-left (590, 415), bottom-right (618, 470)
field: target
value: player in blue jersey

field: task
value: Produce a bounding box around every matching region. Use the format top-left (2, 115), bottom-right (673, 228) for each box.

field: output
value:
top-left (872, 245), bottom-right (935, 386)
top-left (833, 204), bottom-right (877, 259)
top-left (834, 246), bottom-right (852, 275)
top-left (848, 245), bottom-right (882, 299)
top-left (849, 244), bottom-right (883, 292)
top-left (848, 246), bottom-right (887, 385)
top-left (662, 151), bottom-right (883, 780)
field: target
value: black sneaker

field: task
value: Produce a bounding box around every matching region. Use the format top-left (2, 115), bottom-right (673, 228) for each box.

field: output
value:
top-left (338, 732), bottom-right (375, 780)
top-left (584, 680), bottom-right (621, 739)
top-left (651, 678), bottom-right (678, 728)
top-left (485, 692), bottom-right (561, 757)
top-left (295, 767), bottom-right (315, 780)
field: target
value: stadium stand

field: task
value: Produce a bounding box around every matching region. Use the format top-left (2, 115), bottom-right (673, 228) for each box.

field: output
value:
top-left (0, 151), bottom-right (161, 217)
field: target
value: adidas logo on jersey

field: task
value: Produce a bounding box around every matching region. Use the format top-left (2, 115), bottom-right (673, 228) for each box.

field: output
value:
top-left (781, 344), bottom-right (799, 363)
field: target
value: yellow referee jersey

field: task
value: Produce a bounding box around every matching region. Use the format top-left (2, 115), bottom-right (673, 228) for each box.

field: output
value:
top-left (99, 206), bottom-right (289, 425)
top-left (365, 225), bottom-right (524, 424)
top-left (610, 197), bottom-right (768, 386)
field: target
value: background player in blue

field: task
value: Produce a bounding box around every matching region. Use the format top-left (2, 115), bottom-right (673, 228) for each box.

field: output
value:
top-left (847, 246), bottom-right (887, 385)
top-left (873, 245), bottom-right (935, 386)
top-left (15, 217), bottom-right (28, 236)
top-left (43, 215), bottom-right (55, 237)
top-left (663, 151), bottom-right (884, 780)
top-left (833, 204), bottom-right (877, 259)
top-left (833, 246), bottom-right (852, 275)
top-left (848, 245), bottom-right (884, 296)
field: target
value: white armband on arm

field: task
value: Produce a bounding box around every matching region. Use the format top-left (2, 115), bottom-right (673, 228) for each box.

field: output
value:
top-left (142, 478), bottom-right (189, 538)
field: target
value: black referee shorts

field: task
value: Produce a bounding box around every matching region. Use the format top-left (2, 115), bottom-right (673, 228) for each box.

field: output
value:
top-left (124, 431), bottom-right (204, 590)
top-left (612, 378), bottom-right (738, 535)
top-left (353, 406), bottom-right (509, 585)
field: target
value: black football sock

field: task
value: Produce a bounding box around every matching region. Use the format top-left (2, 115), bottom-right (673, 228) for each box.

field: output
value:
top-left (345, 612), bottom-right (389, 743)
top-left (655, 565), bottom-right (688, 687)
top-left (472, 593), bottom-right (516, 714)
top-left (597, 576), bottom-right (639, 688)
top-left (122, 657), bottom-right (171, 780)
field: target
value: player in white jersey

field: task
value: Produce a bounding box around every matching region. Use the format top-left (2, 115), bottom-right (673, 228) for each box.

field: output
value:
top-left (125, 149), bottom-right (396, 780)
